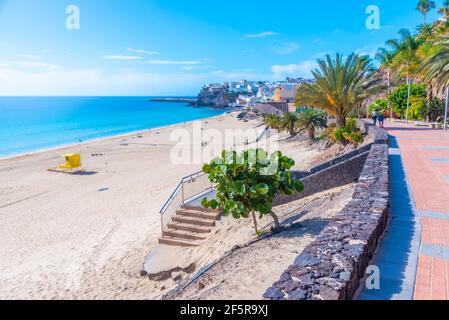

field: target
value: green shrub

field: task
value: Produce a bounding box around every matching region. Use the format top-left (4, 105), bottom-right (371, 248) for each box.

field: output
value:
top-left (368, 99), bottom-right (388, 115)
top-left (345, 118), bottom-right (358, 132)
top-left (389, 83), bottom-right (427, 118)
top-left (201, 149), bottom-right (304, 233)
top-left (408, 97), bottom-right (426, 120)
top-left (420, 98), bottom-right (446, 122)
top-left (320, 119), bottom-right (364, 147)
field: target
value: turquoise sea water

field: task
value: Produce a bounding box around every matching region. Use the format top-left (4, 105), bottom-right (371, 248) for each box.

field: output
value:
top-left (0, 97), bottom-right (225, 157)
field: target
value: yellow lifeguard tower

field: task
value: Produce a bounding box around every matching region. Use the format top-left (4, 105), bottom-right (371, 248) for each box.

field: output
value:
top-left (48, 153), bottom-right (82, 173)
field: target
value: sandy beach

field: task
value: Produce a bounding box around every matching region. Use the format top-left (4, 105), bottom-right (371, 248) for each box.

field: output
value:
top-left (170, 184), bottom-right (356, 300)
top-left (0, 112), bottom-right (329, 299)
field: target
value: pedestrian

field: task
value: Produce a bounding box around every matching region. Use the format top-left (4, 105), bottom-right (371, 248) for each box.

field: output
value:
top-left (372, 110), bottom-right (379, 126)
top-left (378, 112), bottom-right (385, 128)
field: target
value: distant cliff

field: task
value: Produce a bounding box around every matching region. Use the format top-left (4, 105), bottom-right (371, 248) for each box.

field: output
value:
top-left (194, 84), bottom-right (237, 108)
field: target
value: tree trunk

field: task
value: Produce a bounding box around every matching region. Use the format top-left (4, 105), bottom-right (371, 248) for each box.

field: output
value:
top-left (290, 129), bottom-right (295, 137)
top-left (269, 211), bottom-right (281, 232)
top-left (307, 127), bottom-right (315, 140)
top-left (336, 116), bottom-right (346, 128)
top-left (251, 211), bottom-right (258, 234)
top-left (428, 83), bottom-right (434, 101)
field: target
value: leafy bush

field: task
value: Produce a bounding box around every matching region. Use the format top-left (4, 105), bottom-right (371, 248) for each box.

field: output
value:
top-left (389, 83), bottom-right (427, 118)
top-left (262, 114), bottom-right (282, 129)
top-left (408, 97), bottom-right (426, 121)
top-left (201, 149), bottom-right (304, 233)
top-left (345, 118), bottom-right (358, 132)
top-left (320, 118), bottom-right (364, 147)
top-left (368, 99), bottom-right (388, 114)
top-left (420, 98), bottom-right (446, 122)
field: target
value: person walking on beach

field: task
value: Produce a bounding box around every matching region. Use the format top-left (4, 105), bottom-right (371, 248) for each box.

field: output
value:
top-left (372, 110), bottom-right (379, 126)
top-left (378, 112), bottom-right (385, 128)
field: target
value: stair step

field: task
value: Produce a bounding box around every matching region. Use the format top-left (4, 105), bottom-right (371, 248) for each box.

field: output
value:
top-left (177, 209), bottom-right (220, 220)
top-left (167, 222), bottom-right (212, 233)
top-left (172, 216), bottom-right (216, 227)
top-left (158, 236), bottom-right (201, 247)
top-left (163, 229), bottom-right (207, 241)
top-left (181, 205), bottom-right (220, 214)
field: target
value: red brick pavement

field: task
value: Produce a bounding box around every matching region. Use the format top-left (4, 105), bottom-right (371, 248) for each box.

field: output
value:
top-left (386, 122), bottom-right (449, 300)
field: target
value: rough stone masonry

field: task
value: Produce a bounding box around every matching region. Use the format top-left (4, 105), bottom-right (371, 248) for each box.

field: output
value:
top-left (264, 124), bottom-right (389, 300)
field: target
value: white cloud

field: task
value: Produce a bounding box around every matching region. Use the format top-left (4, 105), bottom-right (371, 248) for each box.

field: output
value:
top-left (244, 31), bottom-right (278, 38)
top-left (356, 44), bottom-right (382, 58)
top-left (0, 66), bottom-right (202, 96)
top-left (19, 54), bottom-right (41, 60)
top-left (0, 65), bottom-right (269, 96)
top-left (15, 61), bottom-right (61, 69)
top-left (271, 42), bottom-right (300, 55)
top-left (127, 47), bottom-right (158, 55)
top-left (148, 60), bottom-right (202, 65)
top-left (271, 60), bottom-right (317, 79)
top-left (101, 55), bottom-right (143, 61)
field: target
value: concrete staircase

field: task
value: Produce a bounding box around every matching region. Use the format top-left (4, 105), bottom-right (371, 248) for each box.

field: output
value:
top-left (158, 205), bottom-right (221, 247)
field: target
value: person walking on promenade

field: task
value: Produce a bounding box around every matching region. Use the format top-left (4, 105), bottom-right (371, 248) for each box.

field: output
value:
top-left (372, 110), bottom-right (379, 126)
top-left (378, 112), bottom-right (385, 128)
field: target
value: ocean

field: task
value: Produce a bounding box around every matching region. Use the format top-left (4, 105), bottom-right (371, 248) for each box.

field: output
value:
top-left (0, 97), bottom-right (225, 157)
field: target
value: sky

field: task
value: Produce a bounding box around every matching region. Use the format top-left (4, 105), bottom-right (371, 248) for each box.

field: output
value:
top-left (0, 0), bottom-right (443, 96)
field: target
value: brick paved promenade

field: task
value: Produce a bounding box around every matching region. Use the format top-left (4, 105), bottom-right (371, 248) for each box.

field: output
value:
top-left (386, 123), bottom-right (449, 300)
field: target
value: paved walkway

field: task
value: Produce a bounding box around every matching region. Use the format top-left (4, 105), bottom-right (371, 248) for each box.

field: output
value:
top-left (386, 122), bottom-right (449, 300)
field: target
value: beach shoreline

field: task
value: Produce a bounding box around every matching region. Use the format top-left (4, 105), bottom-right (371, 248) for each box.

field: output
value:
top-left (0, 111), bottom-right (233, 162)
top-left (0, 112), bottom-right (269, 299)
top-left (0, 110), bottom-right (330, 299)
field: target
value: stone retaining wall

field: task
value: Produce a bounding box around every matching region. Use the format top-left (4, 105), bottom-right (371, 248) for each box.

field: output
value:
top-left (264, 124), bottom-right (389, 300)
top-left (297, 143), bottom-right (373, 179)
top-left (274, 151), bottom-right (369, 206)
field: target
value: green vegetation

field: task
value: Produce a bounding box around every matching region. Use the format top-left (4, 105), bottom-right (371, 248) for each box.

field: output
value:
top-left (368, 99), bottom-right (389, 114)
top-left (295, 53), bottom-right (382, 128)
top-left (389, 83), bottom-right (427, 119)
top-left (420, 98), bottom-right (447, 122)
top-left (297, 109), bottom-right (327, 140)
top-left (262, 114), bottom-right (282, 130)
top-left (369, 0), bottom-right (449, 124)
top-left (262, 109), bottom-right (327, 141)
top-left (201, 149), bottom-right (304, 233)
top-left (281, 112), bottom-right (300, 137)
top-left (416, 0), bottom-right (436, 25)
top-left (321, 118), bottom-right (364, 148)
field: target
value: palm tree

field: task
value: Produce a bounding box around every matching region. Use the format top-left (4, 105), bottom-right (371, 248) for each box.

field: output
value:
top-left (297, 109), bottom-right (327, 140)
top-left (375, 47), bottom-right (396, 120)
top-left (262, 114), bottom-right (282, 130)
top-left (416, 0), bottom-right (436, 25)
top-left (416, 23), bottom-right (434, 39)
top-left (386, 29), bottom-right (424, 121)
top-left (421, 37), bottom-right (449, 92)
top-left (439, 0), bottom-right (449, 17)
top-left (280, 112), bottom-right (300, 137)
top-left (295, 53), bottom-right (382, 128)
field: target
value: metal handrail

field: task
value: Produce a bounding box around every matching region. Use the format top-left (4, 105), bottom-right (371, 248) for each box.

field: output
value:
top-left (159, 171), bottom-right (213, 233)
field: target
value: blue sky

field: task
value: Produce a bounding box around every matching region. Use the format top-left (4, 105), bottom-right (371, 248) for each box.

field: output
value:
top-left (0, 0), bottom-right (443, 96)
